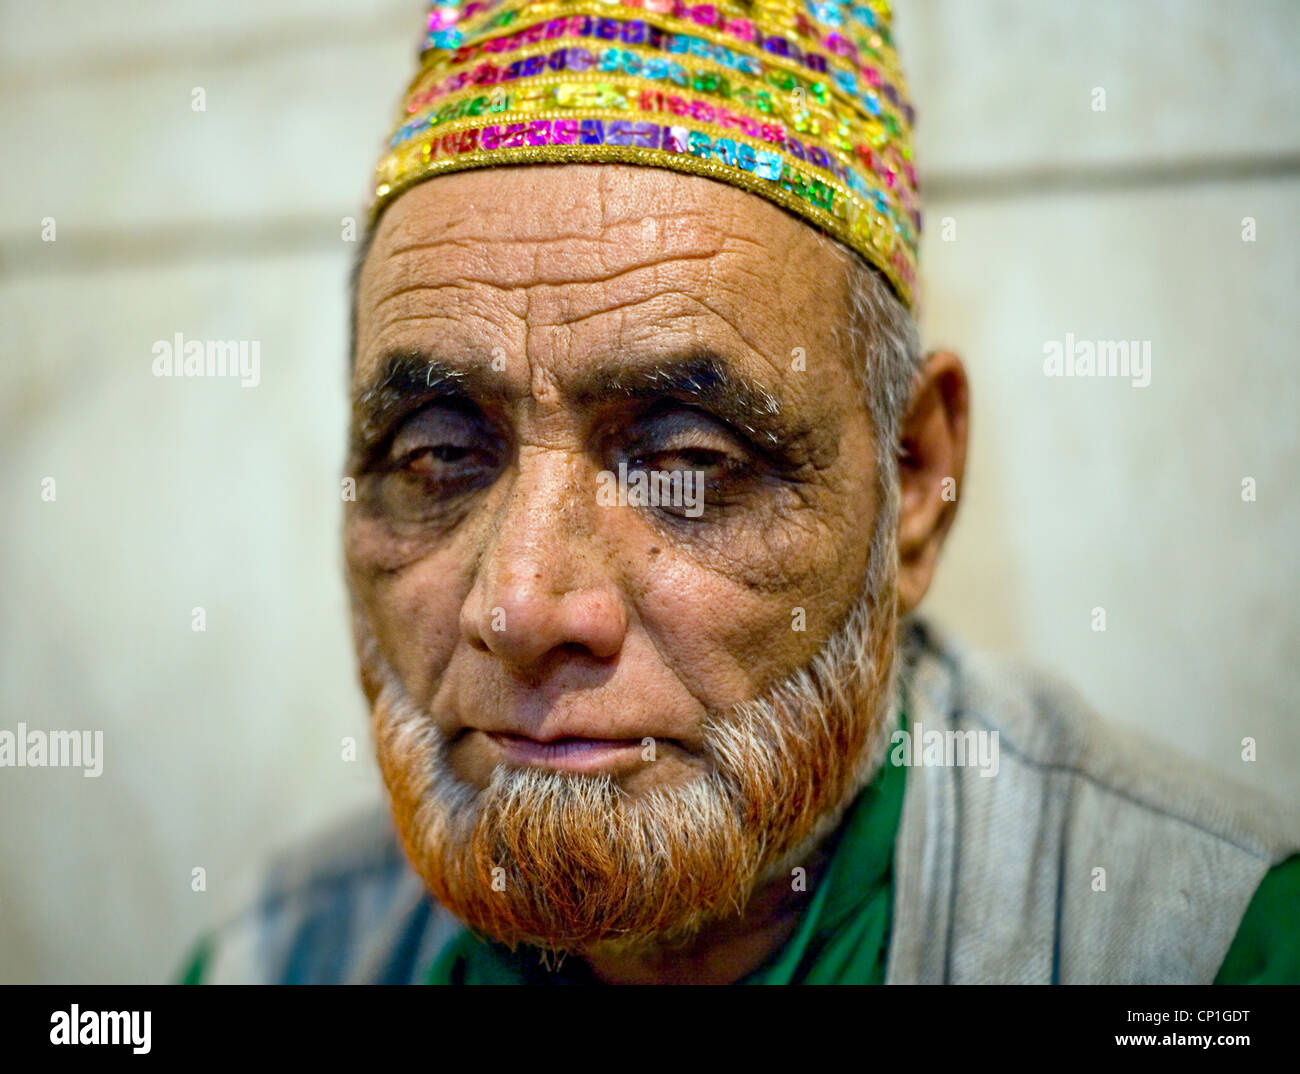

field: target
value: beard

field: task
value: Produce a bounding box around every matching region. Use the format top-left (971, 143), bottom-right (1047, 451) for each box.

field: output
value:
top-left (356, 500), bottom-right (901, 959)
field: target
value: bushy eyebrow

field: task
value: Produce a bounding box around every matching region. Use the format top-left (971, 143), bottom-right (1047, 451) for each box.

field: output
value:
top-left (572, 353), bottom-right (789, 450)
top-left (351, 350), bottom-right (488, 454)
top-left (349, 348), bottom-right (796, 457)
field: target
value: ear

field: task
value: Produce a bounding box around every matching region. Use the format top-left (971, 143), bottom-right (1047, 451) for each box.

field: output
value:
top-left (895, 350), bottom-right (969, 616)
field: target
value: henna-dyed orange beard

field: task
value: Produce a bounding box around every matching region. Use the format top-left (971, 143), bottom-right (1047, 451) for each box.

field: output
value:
top-left (358, 518), bottom-right (899, 958)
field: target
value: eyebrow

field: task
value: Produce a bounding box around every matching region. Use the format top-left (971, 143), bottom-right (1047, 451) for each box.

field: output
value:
top-left (350, 348), bottom-right (795, 456)
top-left (571, 353), bottom-right (789, 449)
top-left (351, 349), bottom-right (492, 454)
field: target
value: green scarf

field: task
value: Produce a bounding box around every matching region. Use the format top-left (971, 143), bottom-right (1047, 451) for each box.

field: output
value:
top-left (426, 713), bottom-right (907, 985)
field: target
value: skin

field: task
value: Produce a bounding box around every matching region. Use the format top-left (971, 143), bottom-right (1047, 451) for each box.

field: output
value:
top-left (345, 163), bottom-right (969, 984)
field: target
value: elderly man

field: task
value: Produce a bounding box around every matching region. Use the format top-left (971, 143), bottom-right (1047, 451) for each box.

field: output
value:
top-left (184, 0), bottom-right (1298, 985)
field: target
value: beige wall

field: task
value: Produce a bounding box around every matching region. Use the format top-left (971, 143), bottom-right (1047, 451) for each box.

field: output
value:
top-left (1, 1), bottom-right (1296, 983)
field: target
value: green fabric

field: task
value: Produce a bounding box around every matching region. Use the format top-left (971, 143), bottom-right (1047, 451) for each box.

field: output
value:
top-left (1214, 853), bottom-right (1300, 984)
top-left (426, 711), bottom-right (908, 985)
top-left (176, 937), bottom-right (212, 985)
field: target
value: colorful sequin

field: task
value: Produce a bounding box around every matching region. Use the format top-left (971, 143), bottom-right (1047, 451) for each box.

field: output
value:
top-left (373, 0), bottom-right (920, 310)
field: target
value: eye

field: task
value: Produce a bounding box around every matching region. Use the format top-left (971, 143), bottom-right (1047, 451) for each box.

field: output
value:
top-left (403, 443), bottom-right (488, 473)
top-left (373, 405), bottom-right (502, 518)
top-left (625, 408), bottom-right (750, 477)
top-left (630, 446), bottom-right (740, 478)
top-left (617, 410), bottom-right (759, 521)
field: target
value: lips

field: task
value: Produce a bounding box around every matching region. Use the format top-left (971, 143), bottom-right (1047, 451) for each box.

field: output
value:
top-left (485, 731), bottom-right (652, 773)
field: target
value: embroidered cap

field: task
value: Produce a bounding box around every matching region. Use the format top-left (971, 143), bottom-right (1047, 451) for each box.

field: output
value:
top-left (371, 0), bottom-right (921, 310)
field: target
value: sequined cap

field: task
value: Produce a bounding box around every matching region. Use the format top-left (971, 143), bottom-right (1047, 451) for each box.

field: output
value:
top-left (371, 0), bottom-right (920, 310)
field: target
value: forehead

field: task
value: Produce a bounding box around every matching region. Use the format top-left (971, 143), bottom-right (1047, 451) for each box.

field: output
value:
top-left (354, 164), bottom-right (858, 404)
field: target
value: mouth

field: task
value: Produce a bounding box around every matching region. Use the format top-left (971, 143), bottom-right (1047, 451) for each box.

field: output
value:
top-left (485, 731), bottom-right (659, 774)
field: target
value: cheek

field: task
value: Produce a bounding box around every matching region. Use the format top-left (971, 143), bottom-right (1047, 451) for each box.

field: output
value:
top-left (631, 508), bottom-right (874, 710)
top-left (638, 410), bottom-right (878, 599)
top-left (626, 422), bottom-right (879, 704)
top-left (346, 520), bottom-right (467, 706)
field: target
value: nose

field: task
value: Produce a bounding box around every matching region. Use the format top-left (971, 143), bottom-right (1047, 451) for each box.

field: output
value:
top-left (460, 447), bottom-right (628, 674)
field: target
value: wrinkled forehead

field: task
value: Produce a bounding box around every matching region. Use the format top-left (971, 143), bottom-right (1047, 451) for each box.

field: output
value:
top-left (353, 164), bottom-right (857, 396)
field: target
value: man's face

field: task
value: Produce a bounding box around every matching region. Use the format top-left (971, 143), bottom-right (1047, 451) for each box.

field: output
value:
top-left (345, 164), bottom-right (898, 952)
